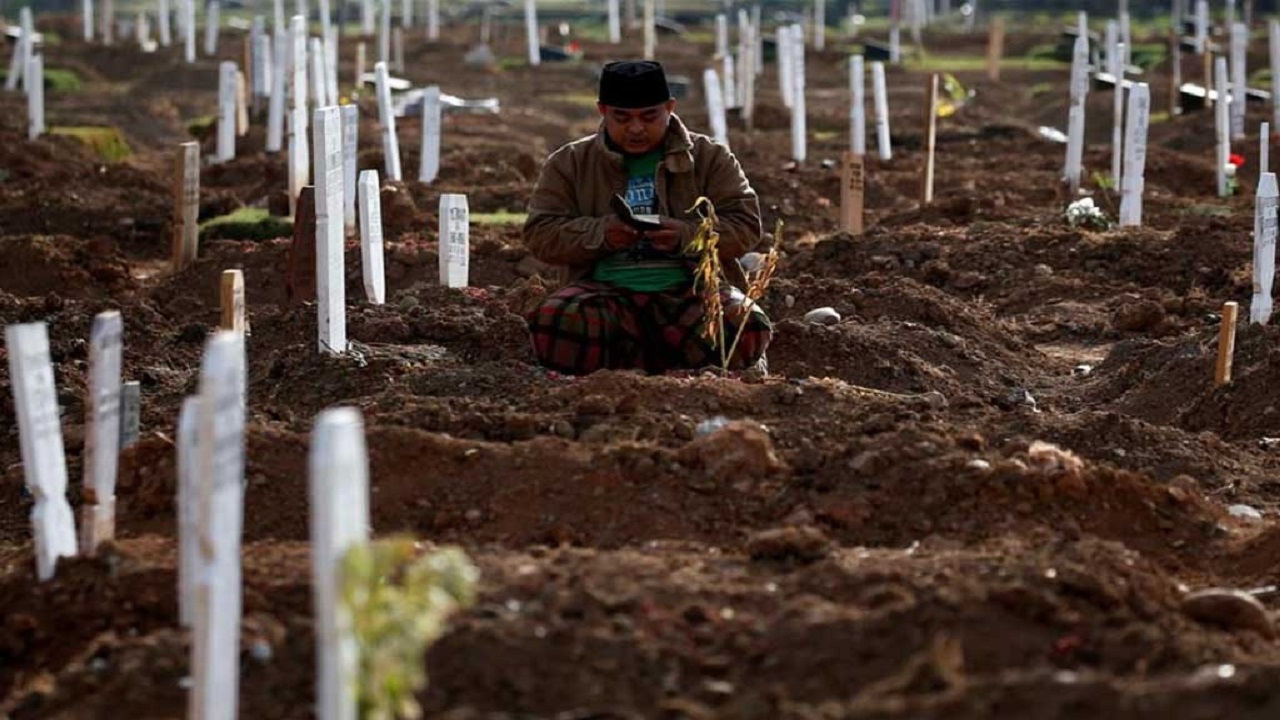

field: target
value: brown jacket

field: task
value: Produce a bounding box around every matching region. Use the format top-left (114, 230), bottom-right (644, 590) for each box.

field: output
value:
top-left (523, 115), bottom-right (762, 289)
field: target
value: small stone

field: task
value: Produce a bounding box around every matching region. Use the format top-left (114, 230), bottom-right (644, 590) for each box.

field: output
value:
top-left (1228, 504), bottom-right (1263, 520)
top-left (966, 458), bottom-right (991, 472)
top-left (677, 420), bottom-right (785, 482)
top-left (1003, 387), bottom-right (1037, 410)
top-left (804, 307), bottom-right (841, 325)
top-left (1073, 364), bottom-right (1093, 377)
top-left (739, 252), bottom-right (764, 273)
top-left (695, 415), bottom-right (732, 437)
top-left (746, 526), bottom-right (831, 563)
top-left (1182, 588), bottom-right (1275, 638)
top-left (1032, 263), bottom-right (1054, 277)
top-left (1259, 437), bottom-right (1280, 451)
top-left (465, 509), bottom-right (483, 525)
top-left (552, 420), bottom-right (575, 439)
top-left (398, 295), bottom-right (420, 311)
top-left (250, 639), bottom-right (273, 663)
top-left (1112, 299), bottom-right (1166, 333)
top-left (784, 295), bottom-right (796, 308)
top-left (919, 391), bottom-right (948, 409)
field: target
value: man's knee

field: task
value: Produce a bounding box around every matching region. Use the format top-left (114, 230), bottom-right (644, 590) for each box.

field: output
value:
top-left (527, 284), bottom-right (630, 374)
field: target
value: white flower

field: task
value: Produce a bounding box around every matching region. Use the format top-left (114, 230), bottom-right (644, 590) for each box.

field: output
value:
top-left (1226, 163), bottom-right (1238, 178)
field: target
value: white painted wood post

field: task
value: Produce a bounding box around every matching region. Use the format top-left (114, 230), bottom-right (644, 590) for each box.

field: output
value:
top-left (1194, 0), bottom-right (1207, 54)
top-left (358, 170), bottom-right (386, 304)
top-left (184, 0), bottom-right (196, 62)
top-left (419, 85), bottom-right (442, 183)
top-left (1065, 34), bottom-right (1088, 195)
top-left (607, 0), bottom-right (620, 44)
top-left (220, 269), bottom-right (246, 333)
top-left (401, 0), bottom-right (413, 27)
top-left (850, 54), bottom-right (865, 156)
top-left (176, 396), bottom-right (200, 628)
top-left (1119, 83), bottom-right (1150, 226)
top-left (439, 194), bottom-right (469, 288)
top-left (319, 0), bottom-right (332, 38)
top-left (310, 407), bottom-right (370, 720)
top-left (391, 26), bottom-right (404, 72)
top-left (7, 323), bottom-right (77, 582)
top-left (715, 14), bottom-right (728, 57)
top-left (1263, 122), bottom-right (1271, 176)
top-left (289, 17), bottom-right (310, 215)
top-left (342, 105), bottom-right (359, 234)
top-left (19, 8), bottom-right (33, 94)
top-left (704, 68), bottom-right (728, 146)
top-left (1111, 41), bottom-right (1125, 185)
top-left (790, 25), bottom-right (806, 163)
top-left (525, 0), bottom-right (541, 66)
top-left (85, 0), bottom-right (95, 41)
top-left (1231, 22), bottom-right (1247, 141)
top-left (1217, 56), bottom-right (1231, 196)
top-left (325, 28), bottom-right (339, 110)
top-left (27, 55), bottom-right (43, 141)
top-left (355, 42), bottom-right (366, 88)
top-left (216, 62), bottom-right (237, 162)
top-left (274, 0), bottom-right (286, 32)
top-left (741, 21), bottom-right (756, 128)
top-left (80, 311), bottom-right (123, 556)
top-left (814, 0), bottom-right (825, 51)
top-left (1252, 172), bottom-right (1278, 323)
top-left (362, 0), bottom-right (375, 34)
top-left (374, 62), bottom-right (401, 181)
top-left (310, 37), bottom-right (328, 108)
top-left (752, 5), bottom-right (762, 76)
top-left (872, 60), bottom-right (891, 161)
top-left (314, 105), bottom-right (347, 355)
top-left (205, 0), bottom-right (220, 56)
top-left (159, 0), bottom-right (171, 46)
top-left (189, 331), bottom-right (246, 720)
top-left (722, 53), bottom-right (737, 109)
top-left (427, 0), bottom-right (440, 40)
top-left (778, 25), bottom-right (793, 109)
top-left (7, 10), bottom-right (27, 92)
top-left (252, 20), bottom-right (268, 103)
top-left (378, 0), bottom-right (391, 63)
top-left (1119, 11), bottom-right (1131, 67)
top-left (267, 29), bottom-right (286, 153)
top-left (643, 0), bottom-right (655, 60)
top-left (1271, 21), bottom-right (1280, 133)
top-left (889, 23), bottom-right (900, 65)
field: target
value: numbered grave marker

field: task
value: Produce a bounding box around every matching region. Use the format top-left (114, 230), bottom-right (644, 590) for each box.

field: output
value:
top-left (1253, 173), bottom-right (1279, 324)
top-left (220, 269), bottom-right (246, 333)
top-left (374, 62), bottom-right (401, 181)
top-left (359, 170), bottom-right (386, 304)
top-left (419, 85), bottom-right (442, 183)
top-left (840, 151), bottom-right (864, 235)
top-left (439, 194), bottom-right (469, 288)
top-left (315, 106), bottom-right (347, 355)
top-left (342, 105), bottom-right (359, 233)
top-left (81, 311), bottom-right (124, 555)
top-left (1119, 83), bottom-right (1151, 226)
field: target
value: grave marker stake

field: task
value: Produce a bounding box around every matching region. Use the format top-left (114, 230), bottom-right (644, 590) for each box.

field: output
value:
top-left (159, 0), bottom-right (171, 46)
top-left (310, 407), bottom-right (370, 720)
top-left (1231, 22), bottom-right (1247, 140)
top-left (1194, 0), bottom-right (1207, 54)
top-left (205, 0), bottom-right (220, 56)
top-left (358, 170), bottom-right (386, 304)
top-left (1111, 41), bottom-right (1125, 187)
top-left (814, 0), bottom-right (825, 51)
top-left (607, 0), bottom-right (620, 44)
top-left (171, 142), bottom-right (200, 271)
top-left (419, 85), bottom-right (442, 183)
top-left (525, 0), bottom-right (541, 66)
top-left (1064, 35), bottom-right (1089, 195)
top-left (6, 323), bottom-right (77, 581)
top-left (235, 70), bottom-right (249, 137)
top-left (378, 0), bottom-right (391, 63)
top-left (267, 29), bottom-right (286, 152)
top-left (1215, 302), bottom-right (1240, 385)
top-left (177, 396), bottom-right (200, 627)
top-left (216, 62), bottom-right (237, 162)
top-left (80, 311), bottom-right (124, 556)
top-left (183, 0), bottom-right (196, 62)
top-left (428, 0), bottom-right (440, 40)
top-left (1271, 21), bottom-right (1280, 133)
top-left (392, 26), bottom-right (404, 73)
top-left (374, 62), bottom-right (402, 181)
top-left (790, 25), bottom-right (806, 162)
top-left (220, 270), bottom-right (246, 333)
top-left (920, 73), bottom-right (938, 205)
top-left (1252, 172), bottom-right (1278, 324)
top-left (872, 61), bottom-right (891, 161)
top-left (342, 105), bottom-right (359, 233)
top-left (850, 55), bottom-right (865, 156)
top-left (643, 0), bottom-right (655, 60)
top-left (704, 68), bottom-right (729, 147)
top-left (85, 0), bottom-right (95, 41)
top-left (439, 194), bottom-right (470, 288)
top-left (314, 106), bottom-right (347, 355)
top-left (1217, 56), bottom-right (1231, 196)
top-left (985, 17), bottom-right (1004, 81)
top-left (722, 53), bottom-right (737, 109)
top-left (1169, 30), bottom-right (1182, 116)
top-left (355, 42), bottom-right (366, 88)
top-left (778, 25), bottom-right (793, 109)
top-left (27, 55), bottom-right (43, 141)
top-left (840, 150), bottom-right (864, 234)
top-left (1264, 122), bottom-right (1271, 176)
top-left (1118, 83), bottom-right (1151, 226)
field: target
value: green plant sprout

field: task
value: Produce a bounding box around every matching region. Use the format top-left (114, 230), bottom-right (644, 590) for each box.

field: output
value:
top-left (341, 538), bottom-right (479, 720)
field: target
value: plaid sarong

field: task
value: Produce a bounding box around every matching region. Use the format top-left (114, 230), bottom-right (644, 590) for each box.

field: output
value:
top-left (528, 280), bottom-right (772, 375)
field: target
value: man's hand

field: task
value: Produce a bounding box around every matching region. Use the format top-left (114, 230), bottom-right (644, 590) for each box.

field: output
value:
top-left (603, 216), bottom-right (641, 251)
top-left (644, 218), bottom-right (686, 253)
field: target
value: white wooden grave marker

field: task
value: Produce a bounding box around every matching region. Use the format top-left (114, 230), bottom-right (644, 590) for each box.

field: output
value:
top-left (1110, 40), bottom-right (1125, 185)
top-left (1272, 21), bottom-right (1280, 133)
top-left (790, 25), bottom-right (806, 163)
top-left (159, 0), bottom-right (171, 46)
top-left (342, 104), bottom-right (359, 233)
top-left (85, 0), bottom-right (94, 41)
top-left (778, 25), bottom-right (793, 109)
top-left (378, 0), bottom-right (391, 63)
top-left (6, 323), bottom-right (77, 581)
top-left (419, 85), bottom-right (442, 183)
top-left (374, 62), bottom-right (402, 181)
top-left (6, 9), bottom-right (29, 93)
top-left (1252, 172), bottom-right (1279, 324)
top-left (177, 395), bottom-right (200, 628)
top-left (715, 14), bottom-right (728, 57)
top-left (119, 380), bottom-right (140, 449)
top-left (325, 29), bottom-right (339, 115)
top-left (525, 0), bottom-right (541, 66)
top-left (1231, 22), bottom-right (1247, 141)
top-left (392, 26), bottom-right (404, 73)
top-left (80, 311), bottom-right (124, 555)
top-left (216, 62), bottom-right (237, 162)
top-left (427, 0), bottom-right (440, 40)
top-left (643, 0), bottom-right (655, 60)
top-left (291, 15), bottom-right (308, 126)
top-left (814, 0), bottom-right (825, 51)
top-left (184, 0), bottom-right (196, 62)
top-left (220, 269), bottom-right (246, 333)
top-left (27, 55), bottom-right (43, 141)
top-left (1217, 56), bottom-right (1231, 197)
top-left (310, 37), bottom-right (328, 108)
top-left (1119, 11), bottom-right (1131, 67)
top-left (290, 108), bottom-right (310, 216)
top-left (310, 407), bottom-right (370, 720)
top-left (703, 68), bottom-right (728, 147)
top-left (1065, 34), bottom-right (1088, 194)
top-left (188, 331), bottom-right (246, 720)
top-left (362, 0), bottom-right (375, 34)
top-left (172, 141), bottom-right (200, 271)
top-left (355, 42), bottom-right (366, 88)
top-left (250, 17), bottom-right (267, 101)
top-left (722, 53), bottom-right (736, 110)
top-left (275, 0), bottom-right (286, 33)
top-left (267, 28), bottom-right (286, 153)
top-left (1118, 83), bottom-right (1150, 226)
top-left (320, 0), bottom-right (333, 38)
top-left (358, 170), bottom-right (386, 304)
top-left (1264, 122), bottom-right (1271, 176)
top-left (607, 0), bottom-right (620, 44)
top-left (315, 106), bottom-right (347, 355)
top-left (850, 55), bottom-right (865, 156)
top-left (741, 21), bottom-right (755, 128)
top-left (1194, 0), bottom-right (1207, 54)
top-left (205, 0), bottom-right (220, 56)
top-left (439, 194), bottom-right (469, 288)
top-left (872, 61), bottom-right (891, 161)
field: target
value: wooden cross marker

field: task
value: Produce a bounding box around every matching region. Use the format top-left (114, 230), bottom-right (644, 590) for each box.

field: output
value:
top-left (1215, 301), bottom-right (1240, 386)
top-left (374, 62), bottom-right (401, 181)
top-left (81, 311), bottom-right (124, 556)
top-left (920, 73), bottom-right (938, 205)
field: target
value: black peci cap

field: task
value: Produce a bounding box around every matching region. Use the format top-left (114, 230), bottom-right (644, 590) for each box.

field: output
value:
top-left (598, 60), bottom-right (672, 109)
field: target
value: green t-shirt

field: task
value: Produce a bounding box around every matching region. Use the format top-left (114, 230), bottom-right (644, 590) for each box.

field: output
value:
top-left (592, 150), bottom-right (692, 292)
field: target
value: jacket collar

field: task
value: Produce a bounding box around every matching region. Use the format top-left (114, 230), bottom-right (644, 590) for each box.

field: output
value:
top-left (594, 114), bottom-right (696, 174)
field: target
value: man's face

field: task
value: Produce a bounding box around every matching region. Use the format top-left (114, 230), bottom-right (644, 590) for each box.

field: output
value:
top-left (598, 100), bottom-right (676, 155)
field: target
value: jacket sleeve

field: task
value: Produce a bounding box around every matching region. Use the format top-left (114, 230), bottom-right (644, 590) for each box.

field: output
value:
top-left (677, 143), bottom-right (763, 260)
top-left (522, 148), bottom-right (607, 267)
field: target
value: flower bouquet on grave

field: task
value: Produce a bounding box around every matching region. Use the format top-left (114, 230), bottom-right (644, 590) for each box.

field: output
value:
top-left (1226, 153), bottom-right (1245, 196)
top-left (1065, 196), bottom-right (1112, 231)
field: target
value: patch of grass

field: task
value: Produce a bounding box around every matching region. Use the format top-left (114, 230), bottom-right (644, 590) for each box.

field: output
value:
top-left (547, 92), bottom-right (598, 108)
top-left (1149, 110), bottom-right (1172, 124)
top-left (1029, 81), bottom-right (1055, 98)
top-left (1184, 204), bottom-right (1233, 217)
top-left (187, 114), bottom-right (215, 136)
top-left (471, 210), bottom-right (527, 225)
top-left (49, 126), bottom-right (132, 161)
top-left (0, 66), bottom-right (81, 92)
top-left (200, 207), bottom-right (293, 241)
top-left (905, 54), bottom-right (1067, 72)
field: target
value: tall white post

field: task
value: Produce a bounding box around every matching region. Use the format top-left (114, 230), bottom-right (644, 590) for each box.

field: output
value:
top-left (643, 0), bottom-right (655, 60)
top-left (362, 0), bottom-right (375, 34)
top-left (217, 62), bottom-right (237, 162)
top-left (7, 323), bottom-right (78, 582)
top-left (81, 311), bottom-right (123, 555)
top-left (723, 53), bottom-right (737, 109)
top-left (778, 25), bottom-right (794, 109)
top-left (1264, 122), bottom-right (1272, 176)
top-left (378, 0), bottom-right (391, 63)
top-left (184, 0), bottom-right (196, 62)
top-left (176, 396), bottom-right (200, 628)
top-left (1194, 0), bottom-right (1207, 54)
top-left (310, 408), bottom-right (370, 720)
top-left (715, 14), bottom-right (728, 57)
top-left (1119, 11), bottom-right (1131, 67)
top-left (704, 68), bottom-right (728, 146)
top-left (607, 0), bottom-right (621, 44)
top-left (439, 194), bottom-right (469, 288)
top-left (1118, 83), bottom-right (1150, 226)
top-left (159, 0), bottom-right (171, 46)
top-left (1231, 22), bottom-right (1247, 140)
top-left (427, 0), bottom-right (440, 40)
top-left (525, 0), bottom-right (541, 66)
top-left (1217, 56), bottom-right (1231, 196)
top-left (374, 62), bottom-right (401, 181)
top-left (310, 37), bottom-right (327, 108)
top-left (814, 0), bottom-right (826, 51)
top-left (872, 60), bottom-right (891, 161)
top-left (1271, 20), bottom-right (1280, 133)
top-left (1252, 172), bottom-right (1279, 323)
top-left (205, 0), bottom-right (220, 56)
top-left (188, 331), bottom-right (246, 720)
top-left (267, 29), bottom-right (286, 153)
top-left (27, 55), bottom-right (43, 141)
top-left (419, 85), bottom-right (442, 183)
top-left (314, 106), bottom-right (347, 355)
top-left (342, 105), bottom-right (359, 234)
top-left (1111, 41), bottom-right (1125, 185)
top-left (850, 55), bottom-right (865, 156)
top-left (85, 0), bottom-right (95, 41)
top-left (358, 170), bottom-right (386, 304)
top-left (790, 25), bottom-right (806, 163)
top-left (325, 28), bottom-right (339, 114)
top-left (1065, 35), bottom-right (1089, 195)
